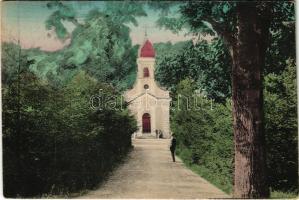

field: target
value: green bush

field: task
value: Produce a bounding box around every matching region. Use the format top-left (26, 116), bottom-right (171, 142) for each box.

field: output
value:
top-left (3, 71), bottom-right (137, 197)
top-left (264, 59), bottom-right (298, 192)
top-left (171, 73), bottom-right (298, 194)
top-left (171, 79), bottom-right (234, 193)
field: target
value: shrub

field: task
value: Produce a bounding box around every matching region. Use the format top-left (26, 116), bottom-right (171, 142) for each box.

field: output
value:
top-left (264, 59), bottom-right (298, 192)
top-left (171, 72), bottom-right (298, 194)
top-left (3, 71), bottom-right (137, 197)
top-left (171, 79), bottom-right (233, 193)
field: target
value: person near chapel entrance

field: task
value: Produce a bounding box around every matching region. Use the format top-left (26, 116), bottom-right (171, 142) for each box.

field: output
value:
top-left (155, 129), bottom-right (159, 138)
top-left (170, 134), bottom-right (177, 162)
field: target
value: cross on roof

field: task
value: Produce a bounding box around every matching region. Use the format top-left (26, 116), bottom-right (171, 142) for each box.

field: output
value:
top-left (142, 24), bottom-right (155, 41)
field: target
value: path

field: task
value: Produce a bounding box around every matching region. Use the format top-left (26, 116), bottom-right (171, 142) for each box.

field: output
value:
top-left (79, 139), bottom-right (230, 199)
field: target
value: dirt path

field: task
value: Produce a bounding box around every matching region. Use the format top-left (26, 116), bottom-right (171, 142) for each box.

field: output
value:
top-left (79, 139), bottom-right (230, 199)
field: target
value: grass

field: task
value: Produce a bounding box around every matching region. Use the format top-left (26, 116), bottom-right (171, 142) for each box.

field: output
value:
top-left (270, 190), bottom-right (298, 199)
top-left (187, 163), bottom-right (232, 194)
top-left (177, 149), bottom-right (232, 195)
top-left (177, 149), bottom-right (298, 199)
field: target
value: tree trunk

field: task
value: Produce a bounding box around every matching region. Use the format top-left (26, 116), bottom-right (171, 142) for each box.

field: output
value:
top-left (231, 3), bottom-right (269, 198)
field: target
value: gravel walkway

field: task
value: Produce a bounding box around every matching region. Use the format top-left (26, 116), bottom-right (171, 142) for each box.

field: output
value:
top-left (79, 139), bottom-right (230, 199)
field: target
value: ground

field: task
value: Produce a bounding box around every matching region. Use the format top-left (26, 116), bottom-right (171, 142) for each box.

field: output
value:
top-left (79, 139), bottom-right (230, 199)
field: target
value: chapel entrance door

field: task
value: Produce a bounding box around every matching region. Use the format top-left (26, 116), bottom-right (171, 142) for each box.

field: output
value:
top-left (142, 113), bottom-right (151, 133)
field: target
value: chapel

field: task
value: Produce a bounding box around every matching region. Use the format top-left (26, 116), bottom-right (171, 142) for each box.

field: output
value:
top-left (125, 39), bottom-right (171, 138)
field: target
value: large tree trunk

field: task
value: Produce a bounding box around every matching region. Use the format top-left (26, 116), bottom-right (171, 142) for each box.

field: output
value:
top-left (231, 3), bottom-right (270, 198)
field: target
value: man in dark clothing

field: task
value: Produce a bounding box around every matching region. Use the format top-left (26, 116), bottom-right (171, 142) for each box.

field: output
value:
top-left (159, 130), bottom-right (163, 138)
top-left (170, 135), bottom-right (177, 162)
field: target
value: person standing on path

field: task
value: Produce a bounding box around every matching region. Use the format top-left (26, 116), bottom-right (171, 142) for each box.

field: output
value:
top-left (170, 135), bottom-right (177, 162)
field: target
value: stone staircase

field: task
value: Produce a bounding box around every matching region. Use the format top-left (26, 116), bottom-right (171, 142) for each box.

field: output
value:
top-left (135, 134), bottom-right (157, 139)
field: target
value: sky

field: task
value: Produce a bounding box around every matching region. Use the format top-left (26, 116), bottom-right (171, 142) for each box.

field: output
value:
top-left (1, 1), bottom-right (193, 52)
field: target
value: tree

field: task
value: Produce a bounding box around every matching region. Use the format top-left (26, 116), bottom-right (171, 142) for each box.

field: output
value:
top-left (229, 4), bottom-right (269, 197)
top-left (3, 71), bottom-right (58, 196)
top-left (27, 1), bottom-right (145, 91)
top-left (2, 67), bottom-right (137, 197)
top-left (2, 2), bottom-right (142, 194)
top-left (154, 38), bottom-right (231, 103)
top-left (154, 41), bottom-right (199, 92)
top-left (1, 43), bottom-right (34, 86)
top-left (154, 1), bottom-right (294, 197)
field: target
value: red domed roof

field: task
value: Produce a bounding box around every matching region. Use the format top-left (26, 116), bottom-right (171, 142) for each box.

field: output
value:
top-left (140, 39), bottom-right (155, 58)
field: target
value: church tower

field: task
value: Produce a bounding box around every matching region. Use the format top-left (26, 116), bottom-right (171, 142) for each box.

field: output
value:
top-left (125, 39), bottom-right (171, 138)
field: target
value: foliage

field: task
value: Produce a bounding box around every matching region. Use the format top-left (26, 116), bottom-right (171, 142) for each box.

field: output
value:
top-left (1, 43), bottom-right (34, 86)
top-left (45, 1), bottom-right (79, 40)
top-left (155, 38), bottom-right (231, 103)
top-left (270, 190), bottom-right (298, 199)
top-left (2, 1), bottom-right (297, 197)
top-left (171, 79), bottom-right (234, 193)
top-left (2, 2), bottom-right (142, 197)
top-left (104, 1), bottom-right (147, 26)
top-left (171, 58), bottom-right (298, 195)
top-left (155, 1), bottom-right (297, 195)
top-left (46, 1), bottom-right (147, 40)
top-left (28, 5), bottom-right (140, 91)
top-left (2, 67), bottom-right (137, 197)
top-left (154, 1), bottom-right (294, 44)
top-left (264, 59), bottom-right (298, 192)
top-left (265, 20), bottom-right (295, 75)
top-left (154, 41), bottom-right (199, 92)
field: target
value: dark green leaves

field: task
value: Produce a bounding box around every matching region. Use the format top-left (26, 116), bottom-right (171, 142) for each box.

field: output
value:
top-left (155, 38), bottom-right (231, 103)
top-left (2, 69), bottom-right (137, 197)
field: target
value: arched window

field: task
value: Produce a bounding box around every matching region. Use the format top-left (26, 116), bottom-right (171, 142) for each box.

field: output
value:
top-left (143, 67), bottom-right (149, 77)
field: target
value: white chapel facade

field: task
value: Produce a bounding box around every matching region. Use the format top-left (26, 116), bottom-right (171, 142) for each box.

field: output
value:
top-left (125, 39), bottom-right (171, 138)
